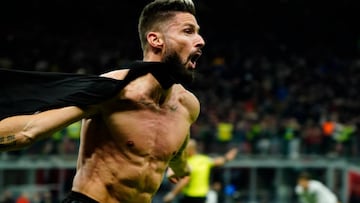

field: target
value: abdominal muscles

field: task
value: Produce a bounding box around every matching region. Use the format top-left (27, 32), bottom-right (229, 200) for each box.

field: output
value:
top-left (74, 135), bottom-right (170, 203)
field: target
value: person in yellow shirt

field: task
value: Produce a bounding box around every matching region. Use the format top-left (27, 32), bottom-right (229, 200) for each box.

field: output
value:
top-left (163, 139), bottom-right (238, 203)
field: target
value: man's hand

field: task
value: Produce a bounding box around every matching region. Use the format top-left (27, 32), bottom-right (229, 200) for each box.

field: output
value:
top-left (225, 147), bottom-right (238, 161)
top-left (166, 167), bottom-right (190, 184)
top-left (166, 167), bottom-right (178, 184)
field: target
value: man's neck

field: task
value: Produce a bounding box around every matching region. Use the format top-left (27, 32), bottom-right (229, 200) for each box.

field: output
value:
top-left (125, 61), bottom-right (178, 89)
top-left (144, 74), bottom-right (173, 105)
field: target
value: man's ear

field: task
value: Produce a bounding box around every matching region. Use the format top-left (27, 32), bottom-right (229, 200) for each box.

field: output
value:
top-left (147, 32), bottom-right (164, 50)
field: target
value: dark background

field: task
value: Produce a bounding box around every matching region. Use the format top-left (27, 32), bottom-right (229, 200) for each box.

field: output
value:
top-left (1, 0), bottom-right (359, 73)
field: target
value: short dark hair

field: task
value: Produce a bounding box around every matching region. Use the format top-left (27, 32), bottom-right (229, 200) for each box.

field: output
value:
top-left (298, 171), bottom-right (311, 180)
top-left (138, 0), bottom-right (196, 50)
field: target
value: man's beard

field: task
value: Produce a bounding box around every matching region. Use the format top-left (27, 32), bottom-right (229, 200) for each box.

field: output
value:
top-left (161, 52), bottom-right (194, 85)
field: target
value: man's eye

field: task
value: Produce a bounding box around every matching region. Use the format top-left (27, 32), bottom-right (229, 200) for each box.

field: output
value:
top-left (184, 29), bottom-right (194, 34)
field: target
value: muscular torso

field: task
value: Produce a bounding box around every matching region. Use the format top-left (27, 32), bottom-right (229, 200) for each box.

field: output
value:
top-left (71, 71), bottom-right (199, 203)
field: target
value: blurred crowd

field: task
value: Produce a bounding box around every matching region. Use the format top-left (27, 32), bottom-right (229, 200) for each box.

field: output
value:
top-left (1, 33), bottom-right (360, 160)
top-left (0, 190), bottom-right (52, 203)
top-left (1, 1), bottom-right (359, 161)
top-left (192, 52), bottom-right (360, 159)
top-left (1, 36), bottom-right (360, 203)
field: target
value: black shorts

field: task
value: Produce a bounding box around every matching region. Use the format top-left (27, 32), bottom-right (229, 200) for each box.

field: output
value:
top-left (62, 191), bottom-right (99, 203)
top-left (178, 195), bottom-right (206, 203)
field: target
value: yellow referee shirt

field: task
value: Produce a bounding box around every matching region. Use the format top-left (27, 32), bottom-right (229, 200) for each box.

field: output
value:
top-left (182, 154), bottom-right (214, 197)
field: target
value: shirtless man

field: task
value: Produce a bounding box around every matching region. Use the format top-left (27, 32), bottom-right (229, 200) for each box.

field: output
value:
top-left (0, 0), bottom-right (205, 202)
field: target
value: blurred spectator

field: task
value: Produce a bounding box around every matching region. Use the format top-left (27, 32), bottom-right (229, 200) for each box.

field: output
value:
top-left (206, 181), bottom-right (222, 203)
top-left (302, 119), bottom-right (323, 155)
top-left (295, 172), bottom-right (339, 203)
top-left (15, 192), bottom-right (30, 203)
top-left (0, 190), bottom-right (15, 203)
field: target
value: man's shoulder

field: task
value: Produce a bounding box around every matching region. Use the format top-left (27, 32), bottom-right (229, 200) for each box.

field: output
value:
top-left (173, 84), bottom-right (200, 122)
top-left (306, 180), bottom-right (328, 193)
top-left (309, 180), bottom-right (322, 185)
top-left (173, 84), bottom-right (196, 97)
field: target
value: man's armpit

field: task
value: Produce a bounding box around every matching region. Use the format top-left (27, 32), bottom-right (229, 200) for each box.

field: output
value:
top-left (170, 136), bottom-right (189, 163)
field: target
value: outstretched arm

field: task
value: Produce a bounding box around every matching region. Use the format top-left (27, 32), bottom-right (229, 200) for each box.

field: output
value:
top-left (213, 147), bottom-right (238, 167)
top-left (0, 106), bottom-right (96, 151)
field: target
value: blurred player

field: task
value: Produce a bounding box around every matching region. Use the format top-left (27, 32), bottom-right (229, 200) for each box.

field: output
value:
top-left (163, 139), bottom-right (238, 203)
top-left (295, 172), bottom-right (340, 203)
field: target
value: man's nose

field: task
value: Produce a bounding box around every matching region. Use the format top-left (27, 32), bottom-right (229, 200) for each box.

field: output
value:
top-left (195, 35), bottom-right (205, 48)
